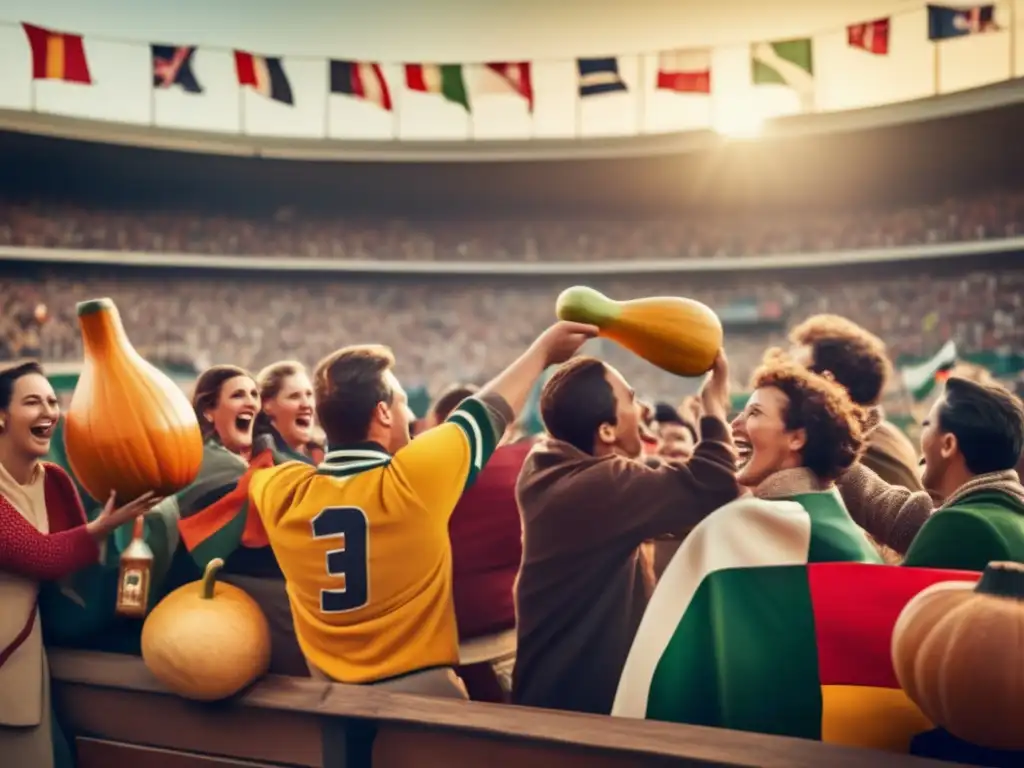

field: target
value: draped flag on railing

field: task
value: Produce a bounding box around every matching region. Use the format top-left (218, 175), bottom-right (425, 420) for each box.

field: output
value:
top-left (614, 547), bottom-right (979, 752)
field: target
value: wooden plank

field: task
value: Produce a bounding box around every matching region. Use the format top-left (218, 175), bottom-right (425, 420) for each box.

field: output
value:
top-left (76, 737), bottom-right (286, 768)
top-left (372, 725), bottom-right (678, 768)
top-left (49, 649), bottom-right (957, 768)
top-left (54, 683), bottom-right (323, 767)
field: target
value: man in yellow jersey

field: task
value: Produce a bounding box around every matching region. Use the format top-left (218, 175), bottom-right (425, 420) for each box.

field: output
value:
top-left (250, 321), bottom-right (597, 697)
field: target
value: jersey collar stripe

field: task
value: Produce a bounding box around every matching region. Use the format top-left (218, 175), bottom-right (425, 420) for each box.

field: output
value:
top-left (448, 410), bottom-right (484, 470)
top-left (323, 448), bottom-right (391, 462)
top-left (317, 458), bottom-right (391, 477)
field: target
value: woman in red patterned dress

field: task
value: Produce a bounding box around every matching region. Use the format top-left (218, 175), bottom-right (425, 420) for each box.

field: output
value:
top-left (0, 360), bottom-right (160, 768)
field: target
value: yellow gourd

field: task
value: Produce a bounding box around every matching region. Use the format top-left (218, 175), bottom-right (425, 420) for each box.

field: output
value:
top-left (64, 298), bottom-right (203, 503)
top-left (891, 561), bottom-right (1024, 750)
top-left (556, 286), bottom-right (722, 377)
top-left (142, 558), bottom-right (271, 701)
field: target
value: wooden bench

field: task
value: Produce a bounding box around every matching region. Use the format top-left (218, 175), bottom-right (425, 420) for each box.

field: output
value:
top-left (49, 649), bottom-right (961, 768)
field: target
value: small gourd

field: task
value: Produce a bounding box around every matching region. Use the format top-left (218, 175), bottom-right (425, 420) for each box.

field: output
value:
top-left (556, 286), bottom-right (723, 377)
top-left (141, 558), bottom-right (271, 701)
top-left (891, 561), bottom-right (1024, 750)
top-left (64, 298), bottom-right (203, 503)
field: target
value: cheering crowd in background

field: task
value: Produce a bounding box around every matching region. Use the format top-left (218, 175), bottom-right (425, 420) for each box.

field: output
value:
top-left (2, 266), bottom-right (1022, 401)
top-left (2, 188), bottom-right (1024, 261)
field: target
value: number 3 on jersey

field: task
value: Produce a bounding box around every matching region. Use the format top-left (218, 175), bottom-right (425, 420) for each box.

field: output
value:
top-left (311, 506), bottom-right (369, 613)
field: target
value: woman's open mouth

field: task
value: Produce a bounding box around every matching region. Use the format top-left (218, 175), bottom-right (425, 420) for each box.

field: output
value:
top-left (30, 420), bottom-right (56, 439)
top-left (295, 414), bottom-right (312, 430)
top-left (735, 437), bottom-right (752, 469)
top-left (235, 413), bottom-right (254, 433)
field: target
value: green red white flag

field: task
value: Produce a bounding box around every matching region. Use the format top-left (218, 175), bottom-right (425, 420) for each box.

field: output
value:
top-left (405, 63), bottom-right (469, 109)
top-left (613, 497), bottom-right (979, 752)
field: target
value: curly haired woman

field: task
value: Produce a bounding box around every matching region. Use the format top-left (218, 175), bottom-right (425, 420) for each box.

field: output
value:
top-left (726, 351), bottom-right (884, 563)
top-left (614, 351), bottom-right (884, 731)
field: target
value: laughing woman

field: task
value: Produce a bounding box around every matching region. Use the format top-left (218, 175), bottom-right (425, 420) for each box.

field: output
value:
top-left (614, 352), bottom-right (883, 731)
top-left (254, 361), bottom-right (322, 463)
top-left (171, 365), bottom-right (307, 675)
top-left (725, 351), bottom-right (883, 562)
top-left (0, 361), bottom-right (159, 768)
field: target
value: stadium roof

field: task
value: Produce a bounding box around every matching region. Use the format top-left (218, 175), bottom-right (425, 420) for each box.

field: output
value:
top-left (2, 93), bottom-right (1022, 213)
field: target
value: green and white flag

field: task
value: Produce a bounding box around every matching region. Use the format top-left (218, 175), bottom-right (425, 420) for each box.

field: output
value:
top-left (751, 39), bottom-right (814, 110)
top-left (612, 495), bottom-right (969, 752)
top-left (406, 63), bottom-right (469, 109)
top-left (900, 340), bottom-right (957, 401)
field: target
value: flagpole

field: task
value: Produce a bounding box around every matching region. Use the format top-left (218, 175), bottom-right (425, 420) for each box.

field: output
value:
top-left (238, 88), bottom-right (246, 134)
top-left (149, 81), bottom-right (157, 127)
top-left (1010, 0), bottom-right (1018, 79)
top-left (574, 61), bottom-right (583, 138)
top-left (933, 41), bottom-right (941, 95)
top-left (637, 54), bottom-right (648, 134)
top-left (392, 70), bottom-right (401, 140)
top-left (323, 88), bottom-right (330, 139)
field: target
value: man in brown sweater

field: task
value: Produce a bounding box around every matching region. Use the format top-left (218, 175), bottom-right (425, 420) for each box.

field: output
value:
top-left (513, 352), bottom-right (738, 715)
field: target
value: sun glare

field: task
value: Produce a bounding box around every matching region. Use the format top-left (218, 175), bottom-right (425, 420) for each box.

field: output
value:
top-left (712, 102), bottom-right (765, 139)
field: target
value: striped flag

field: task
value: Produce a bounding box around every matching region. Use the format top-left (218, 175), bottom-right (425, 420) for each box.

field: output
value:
top-left (577, 58), bottom-right (627, 97)
top-left (22, 23), bottom-right (91, 84)
top-left (656, 50), bottom-right (712, 94)
top-left (235, 51), bottom-right (293, 105)
top-left (614, 496), bottom-right (979, 752)
top-left (847, 18), bottom-right (891, 54)
top-left (174, 443), bottom-right (284, 570)
top-left (928, 4), bottom-right (1000, 40)
top-left (405, 64), bottom-right (469, 109)
top-left (900, 340), bottom-right (958, 401)
top-left (482, 62), bottom-right (533, 109)
top-left (329, 60), bottom-right (391, 110)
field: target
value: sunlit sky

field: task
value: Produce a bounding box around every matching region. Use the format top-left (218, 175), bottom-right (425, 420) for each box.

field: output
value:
top-left (0, 0), bottom-right (1020, 139)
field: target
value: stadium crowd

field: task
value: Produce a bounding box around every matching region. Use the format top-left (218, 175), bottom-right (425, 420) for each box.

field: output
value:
top-left (2, 187), bottom-right (1023, 261)
top-left (2, 265), bottom-right (1022, 399)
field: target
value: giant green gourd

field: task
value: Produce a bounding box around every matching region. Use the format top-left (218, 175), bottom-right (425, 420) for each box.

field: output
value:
top-left (556, 286), bottom-right (723, 376)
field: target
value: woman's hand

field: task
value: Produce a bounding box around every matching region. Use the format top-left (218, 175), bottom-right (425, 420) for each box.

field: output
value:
top-left (85, 491), bottom-right (164, 543)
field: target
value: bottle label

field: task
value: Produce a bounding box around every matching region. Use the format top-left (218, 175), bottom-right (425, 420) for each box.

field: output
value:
top-left (116, 563), bottom-right (151, 617)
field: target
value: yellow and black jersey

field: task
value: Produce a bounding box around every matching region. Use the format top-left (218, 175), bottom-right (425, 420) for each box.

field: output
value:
top-left (249, 396), bottom-right (501, 683)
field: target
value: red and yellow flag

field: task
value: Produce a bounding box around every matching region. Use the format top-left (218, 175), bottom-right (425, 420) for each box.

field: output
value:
top-left (23, 23), bottom-right (92, 84)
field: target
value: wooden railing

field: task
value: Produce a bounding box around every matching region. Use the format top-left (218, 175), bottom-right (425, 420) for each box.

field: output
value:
top-left (50, 649), bottom-right (958, 768)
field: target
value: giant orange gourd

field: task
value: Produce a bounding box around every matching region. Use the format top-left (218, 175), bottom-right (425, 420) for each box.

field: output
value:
top-left (891, 561), bottom-right (1024, 750)
top-left (556, 286), bottom-right (723, 377)
top-left (64, 298), bottom-right (203, 503)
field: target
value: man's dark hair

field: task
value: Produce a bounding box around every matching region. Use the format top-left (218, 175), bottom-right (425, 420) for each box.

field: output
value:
top-left (540, 357), bottom-right (617, 455)
top-left (0, 360), bottom-right (45, 411)
top-left (789, 314), bottom-right (892, 406)
top-left (937, 376), bottom-right (1024, 475)
top-left (431, 383), bottom-right (479, 424)
top-left (314, 345), bottom-right (395, 447)
top-left (653, 402), bottom-right (685, 427)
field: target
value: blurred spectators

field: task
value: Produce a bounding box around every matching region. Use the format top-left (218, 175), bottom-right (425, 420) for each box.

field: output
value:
top-left (2, 266), bottom-right (1022, 402)
top-left (1, 188), bottom-right (1023, 261)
